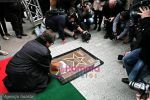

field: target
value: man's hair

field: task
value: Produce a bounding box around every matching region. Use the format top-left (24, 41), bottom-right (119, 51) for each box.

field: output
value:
top-left (41, 29), bottom-right (56, 43)
top-left (120, 11), bottom-right (130, 20)
top-left (36, 29), bottom-right (56, 46)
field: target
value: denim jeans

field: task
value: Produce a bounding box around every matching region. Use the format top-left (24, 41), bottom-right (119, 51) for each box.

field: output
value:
top-left (123, 48), bottom-right (144, 81)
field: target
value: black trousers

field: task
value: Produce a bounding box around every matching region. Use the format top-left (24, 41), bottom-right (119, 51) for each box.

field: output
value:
top-left (93, 10), bottom-right (103, 28)
top-left (105, 20), bottom-right (113, 37)
top-left (10, 14), bottom-right (23, 36)
top-left (0, 17), bottom-right (8, 37)
top-left (45, 15), bottom-right (66, 40)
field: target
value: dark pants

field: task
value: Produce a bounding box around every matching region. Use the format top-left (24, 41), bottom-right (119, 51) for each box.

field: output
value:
top-left (10, 14), bottom-right (23, 36)
top-left (4, 72), bottom-right (51, 93)
top-left (123, 48), bottom-right (144, 81)
top-left (0, 17), bottom-right (8, 37)
top-left (105, 20), bottom-right (113, 38)
top-left (93, 10), bottom-right (103, 28)
top-left (45, 15), bottom-right (66, 40)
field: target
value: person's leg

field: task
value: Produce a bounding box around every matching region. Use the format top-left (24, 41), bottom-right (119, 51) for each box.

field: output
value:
top-left (0, 17), bottom-right (8, 33)
top-left (0, 49), bottom-right (8, 56)
top-left (0, 24), bottom-right (4, 37)
top-left (93, 10), bottom-right (98, 30)
top-left (104, 20), bottom-right (113, 39)
top-left (97, 11), bottom-right (103, 31)
top-left (0, 23), bottom-right (9, 40)
top-left (123, 48), bottom-right (141, 76)
top-left (86, 18), bottom-right (94, 30)
top-left (10, 15), bottom-right (23, 38)
top-left (128, 59), bottom-right (144, 81)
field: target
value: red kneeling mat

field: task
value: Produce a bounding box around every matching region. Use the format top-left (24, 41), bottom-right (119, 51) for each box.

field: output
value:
top-left (0, 57), bottom-right (12, 94)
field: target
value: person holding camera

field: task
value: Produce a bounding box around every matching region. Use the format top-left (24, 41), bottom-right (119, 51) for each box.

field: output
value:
top-left (122, 6), bottom-right (150, 84)
top-left (102, 0), bottom-right (124, 39)
top-left (81, 2), bottom-right (94, 30)
top-left (64, 7), bottom-right (91, 42)
top-left (112, 11), bottom-right (130, 41)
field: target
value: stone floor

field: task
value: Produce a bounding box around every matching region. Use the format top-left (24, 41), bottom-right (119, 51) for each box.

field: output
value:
top-left (0, 19), bottom-right (136, 100)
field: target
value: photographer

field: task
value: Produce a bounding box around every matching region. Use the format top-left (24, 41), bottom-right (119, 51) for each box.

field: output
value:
top-left (81, 2), bottom-right (94, 30)
top-left (112, 11), bottom-right (130, 40)
top-left (122, 5), bottom-right (150, 87)
top-left (64, 7), bottom-right (91, 42)
top-left (102, 0), bottom-right (124, 39)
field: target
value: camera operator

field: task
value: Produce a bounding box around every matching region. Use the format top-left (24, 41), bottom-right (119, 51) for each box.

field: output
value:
top-left (102, 0), bottom-right (125, 39)
top-left (112, 11), bottom-right (130, 41)
top-left (64, 7), bottom-right (82, 39)
top-left (122, 6), bottom-right (150, 84)
top-left (80, 1), bottom-right (94, 30)
top-left (64, 7), bottom-right (91, 42)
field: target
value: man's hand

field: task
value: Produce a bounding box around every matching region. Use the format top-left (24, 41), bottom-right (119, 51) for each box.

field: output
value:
top-left (138, 6), bottom-right (150, 19)
top-left (109, 17), bottom-right (114, 22)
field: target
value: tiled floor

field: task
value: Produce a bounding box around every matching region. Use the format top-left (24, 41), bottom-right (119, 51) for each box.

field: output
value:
top-left (0, 20), bottom-right (136, 100)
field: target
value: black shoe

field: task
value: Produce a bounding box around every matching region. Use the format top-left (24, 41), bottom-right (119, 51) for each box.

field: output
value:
top-left (122, 78), bottom-right (129, 84)
top-left (104, 34), bottom-right (109, 39)
top-left (21, 33), bottom-right (27, 36)
top-left (22, 20), bottom-right (26, 24)
top-left (97, 27), bottom-right (101, 31)
top-left (73, 34), bottom-right (78, 40)
top-left (16, 35), bottom-right (22, 39)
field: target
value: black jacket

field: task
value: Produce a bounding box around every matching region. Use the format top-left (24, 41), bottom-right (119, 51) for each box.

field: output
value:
top-left (102, 0), bottom-right (124, 19)
top-left (4, 40), bottom-right (52, 93)
top-left (139, 17), bottom-right (150, 66)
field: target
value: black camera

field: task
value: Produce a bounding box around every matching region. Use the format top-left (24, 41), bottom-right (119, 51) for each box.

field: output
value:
top-left (130, 0), bottom-right (150, 19)
top-left (129, 81), bottom-right (150, 93)
top-left (118, 55), bottom-right (124, 60)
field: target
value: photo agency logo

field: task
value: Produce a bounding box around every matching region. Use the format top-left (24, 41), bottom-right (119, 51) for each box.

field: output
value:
top-left (51, 65), bottom-right (101, 79)
top-left (2, 93), bottom-right (35, 100)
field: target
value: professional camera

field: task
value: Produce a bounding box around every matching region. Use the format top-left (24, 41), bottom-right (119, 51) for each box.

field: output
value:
top-left (129, 81), bottom-right (150, 93)
top-left (130, 0), bottom-right (150, 20)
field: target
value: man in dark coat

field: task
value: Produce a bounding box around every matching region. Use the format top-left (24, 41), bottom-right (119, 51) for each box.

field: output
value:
top-left (122, 7), bottom-right (150, 84)
top-left (102, 0), bottom-right (124, 39)
top-left (3, 30), bottom-right (56, 93)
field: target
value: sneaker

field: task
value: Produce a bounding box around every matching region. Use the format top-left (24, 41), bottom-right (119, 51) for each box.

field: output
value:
top-left (121, 78), bottom-right (129, 84)
top-left (2, 36), bottom-right (9, 40)
top-left (73, 34), bottom-right (78, 40)
top-left (0, 50), bottom-right (8, 56)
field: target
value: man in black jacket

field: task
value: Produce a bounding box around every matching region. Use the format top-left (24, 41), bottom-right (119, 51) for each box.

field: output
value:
top-left (3, 29), bottom-right (56, 93)
top-left (102, 0), bottom-right (124, 39)
top-left (122, 7), bottom-right (150, 84)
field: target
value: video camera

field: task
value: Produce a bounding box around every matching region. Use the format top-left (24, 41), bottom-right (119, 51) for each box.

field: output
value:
top-left (130, 0), bottom-right (150, 20)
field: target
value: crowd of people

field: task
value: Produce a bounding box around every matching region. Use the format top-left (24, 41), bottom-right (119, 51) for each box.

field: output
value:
top-left (1, 0), bottom-right (150, 99)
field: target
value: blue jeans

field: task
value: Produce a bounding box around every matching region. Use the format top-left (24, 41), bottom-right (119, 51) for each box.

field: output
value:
top-left (123, 48), bottom-right (144, 81)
